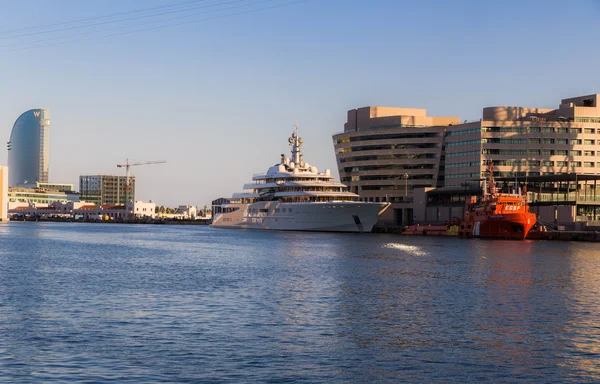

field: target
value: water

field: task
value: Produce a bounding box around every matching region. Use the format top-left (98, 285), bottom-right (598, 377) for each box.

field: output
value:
top-left (0, 222), bottom-right (599, 383)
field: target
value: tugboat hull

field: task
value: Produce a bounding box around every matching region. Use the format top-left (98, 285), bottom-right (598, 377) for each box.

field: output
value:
top-left (475, 213), bottom-right (536, 240)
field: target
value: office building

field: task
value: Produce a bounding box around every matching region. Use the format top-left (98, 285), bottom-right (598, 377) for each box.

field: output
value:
top-left (444, 94), bottom-right (600, 187)
top-left (332, 106), bottom-right (459, 225)
top-left (334, 95), bottom-right (600, 227)
top-left (79, 175), bottom-right (135, 205)
top-left (7, 109), bottom-right (51, 187)
top-left (8, 186), bottom-right (77, 205)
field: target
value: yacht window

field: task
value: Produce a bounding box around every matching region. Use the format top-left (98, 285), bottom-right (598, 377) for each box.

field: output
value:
top-left (282, 208), bottom-right (286, 213)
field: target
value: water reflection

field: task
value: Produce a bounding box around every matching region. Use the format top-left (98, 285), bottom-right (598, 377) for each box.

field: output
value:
top-left (559, 246), bottom-right (600, 378)
top-left (0, 224), bottom-right (599, 382)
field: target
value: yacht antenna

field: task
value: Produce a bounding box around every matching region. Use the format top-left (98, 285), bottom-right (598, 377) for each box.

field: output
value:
top-left (290, 123), bottom-right (303, 165)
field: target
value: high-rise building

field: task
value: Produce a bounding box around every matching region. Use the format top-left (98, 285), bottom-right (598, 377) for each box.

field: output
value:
top-left (7, 109), bottom-right (51, 187)
top-left (0, 166), bottom-right (8, 221)
top-left (79, 175), bottom-right (135, 205)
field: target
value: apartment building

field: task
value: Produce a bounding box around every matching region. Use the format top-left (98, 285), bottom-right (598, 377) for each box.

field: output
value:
top-left (79, 175), bottom-right (135, 205)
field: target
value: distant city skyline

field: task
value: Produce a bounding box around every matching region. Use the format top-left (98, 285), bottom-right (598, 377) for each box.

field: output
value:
top-left (1, 0), bottom-right (600, 206)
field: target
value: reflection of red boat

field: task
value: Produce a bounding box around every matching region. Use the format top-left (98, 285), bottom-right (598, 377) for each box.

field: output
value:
top-left (458, 163), bottom-right (536, 240)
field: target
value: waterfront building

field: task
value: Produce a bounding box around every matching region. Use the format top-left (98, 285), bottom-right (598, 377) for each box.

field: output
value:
top-left (176, 205), bottom-right (197, 219)
top-left (8, 186), bottom-right (77, 205)
top-left (79, 175), bottom-right (135, 205)
top-left (444, 94), bottom-right (600, 187)
top-left (0, 166), bottom-right (8, 221)
top-left (7, 109), bottom-right (51, 187)
top-left (332, 106), bottom-right (459, 226)
top-left (130, 200), bottom-right (156, 219)
top-left (334, 95), bottom-right (600, 228)
top-left (8, 200), bottom-right (155, 220)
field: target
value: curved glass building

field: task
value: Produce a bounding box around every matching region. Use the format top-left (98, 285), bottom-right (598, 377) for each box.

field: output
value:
top-left (7, 109), bottom-right (50, 187)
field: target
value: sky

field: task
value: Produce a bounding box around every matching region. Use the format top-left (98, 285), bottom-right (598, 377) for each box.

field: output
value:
top-left (1, 0), bottom-right (600, 207)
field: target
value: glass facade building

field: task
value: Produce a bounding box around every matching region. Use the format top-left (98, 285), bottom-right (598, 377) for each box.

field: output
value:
top-left (7, 109), bottom-right (51, 187)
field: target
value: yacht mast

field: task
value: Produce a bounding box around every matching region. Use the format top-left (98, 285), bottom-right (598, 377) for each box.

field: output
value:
top-left (290, 123), bottom-right (303, 166)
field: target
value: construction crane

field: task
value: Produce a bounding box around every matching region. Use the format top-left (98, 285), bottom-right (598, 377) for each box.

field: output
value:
top-left (117, 159), bottom-right (166, 203)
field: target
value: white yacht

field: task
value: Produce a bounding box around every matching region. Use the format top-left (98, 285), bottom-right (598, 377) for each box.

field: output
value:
top-left (212, 125), bottom-right (390, 232)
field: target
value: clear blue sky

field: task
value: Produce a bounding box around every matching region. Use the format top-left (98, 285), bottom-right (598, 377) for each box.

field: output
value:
top-left (1, 0), bottom-right (599, 206)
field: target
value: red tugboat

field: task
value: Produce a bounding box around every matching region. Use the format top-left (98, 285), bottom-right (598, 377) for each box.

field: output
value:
top-left (458, 163), bottom-right (536, 240)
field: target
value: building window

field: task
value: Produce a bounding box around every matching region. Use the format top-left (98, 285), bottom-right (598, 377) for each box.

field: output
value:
top-left (584, 162), bottom-right (594, 168)
top-left (571, 150), bottom-right (582, 156)
top-left (571, 128), bottom-right (582, 134)
top-left (571, 139), bottom-right (582, 145)
top-left (543, 128), bottom-right (555, 133)
top-left (584, 128), bottom-right (595, 134)
top-left (529, 138), bottom-right (541, 144)
top-left (584, 150), bottom-right (595, 156)
top-left (543, 161), bottom-right (554, 166)
top-left (557, 128), bottom-right (568, 134)
top-left (584, 139), bottom-right (595, 145)
top-left (529, 149), bottom-right (541, 155)
top-left (543, 138), bottom-right (555, 144)
top-left (542, 150), bottom-right (555, 155)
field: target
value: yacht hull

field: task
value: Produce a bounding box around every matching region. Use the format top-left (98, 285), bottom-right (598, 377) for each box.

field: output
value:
top-left (212, 201), bottom-right (390, 233)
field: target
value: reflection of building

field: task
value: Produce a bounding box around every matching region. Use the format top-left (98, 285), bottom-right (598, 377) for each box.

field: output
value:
top-left (7, 109), bottom-right (51, 187)
top-left (79, 175), bottom-right (135, 205)
top-left (0, 166), bottom-right (8, 221)
top-left (334, 95), bottom-right (600, 228)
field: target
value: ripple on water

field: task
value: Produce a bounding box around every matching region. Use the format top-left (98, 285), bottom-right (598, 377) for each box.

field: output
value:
top-left (0, 223), bottom-right (599, 382)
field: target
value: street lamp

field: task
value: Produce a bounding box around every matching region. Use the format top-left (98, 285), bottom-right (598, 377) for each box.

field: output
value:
top-left (404, 173), bottom-right (409, 199)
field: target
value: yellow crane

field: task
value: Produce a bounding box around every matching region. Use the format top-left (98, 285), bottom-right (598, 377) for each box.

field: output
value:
top-left (117, 159), bottom-right (166, 203)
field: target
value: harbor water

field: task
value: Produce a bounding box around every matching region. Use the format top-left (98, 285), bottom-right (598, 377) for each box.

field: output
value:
top-left (0, 222), bottom-right (599, 383)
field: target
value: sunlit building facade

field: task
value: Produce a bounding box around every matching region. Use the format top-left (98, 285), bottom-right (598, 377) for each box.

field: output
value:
top-left (334, 95), bottom-right (600, 227)
top-left (7, 109), bottom-right (51, 187)
top-left (445, 94), bottom-right (600, 187)
top-left (333, 106), bottom-right (459, 225)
